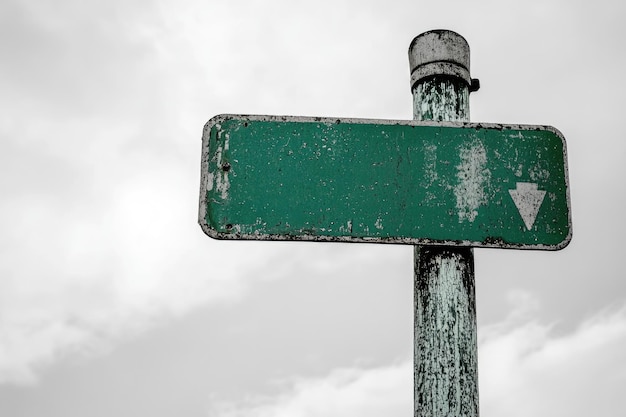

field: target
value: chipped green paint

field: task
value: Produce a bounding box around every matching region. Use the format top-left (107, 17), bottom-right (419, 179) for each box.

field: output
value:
top-left (199, 114), bottom-right (571, 249)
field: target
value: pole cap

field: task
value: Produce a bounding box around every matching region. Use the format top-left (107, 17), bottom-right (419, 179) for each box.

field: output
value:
top-left (409, 30), bottom-right (478, 91)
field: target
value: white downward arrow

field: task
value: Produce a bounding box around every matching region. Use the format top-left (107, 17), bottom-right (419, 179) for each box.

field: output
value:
top-left (508, 182), bottom-right (546, 230)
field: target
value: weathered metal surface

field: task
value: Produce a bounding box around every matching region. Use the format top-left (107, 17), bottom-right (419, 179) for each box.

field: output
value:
top-left (411, 30), bottom-right (479, 417)
top-left (413, 78), bottom-right (469, 122)
top-left (409, 30), bottom-right (477, 91)
top-left (414, 246), bottom-right (478, 417)
top-left (199, 114), bottom-right (571, 250)
top-left (412, 78), bottom-right (479, 417)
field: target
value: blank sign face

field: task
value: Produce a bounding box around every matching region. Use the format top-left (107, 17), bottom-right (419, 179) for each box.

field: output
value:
top-left (199, 115), bottom-right (571, 250)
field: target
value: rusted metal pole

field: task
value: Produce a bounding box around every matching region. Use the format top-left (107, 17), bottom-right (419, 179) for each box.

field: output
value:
top-left (409, 30), bottom-right (480, 417)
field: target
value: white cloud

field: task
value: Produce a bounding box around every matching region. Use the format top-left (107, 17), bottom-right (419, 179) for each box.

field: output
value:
top-left (0, 150), bottom-right (266, 384)
top-left (480, 296), bottom-right (626, 417)
top-left (0, 0), bottom-right (285, 384)
top-left (208, 363), bottom-right (412, 417)
top-left (1, 0), bottom-right (625, 399)
top-left (208, 294), bottom-right (626, 417)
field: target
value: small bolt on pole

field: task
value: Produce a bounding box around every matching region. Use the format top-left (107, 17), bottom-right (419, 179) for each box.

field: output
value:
top-left (409, 30), bottom-right (481, 417)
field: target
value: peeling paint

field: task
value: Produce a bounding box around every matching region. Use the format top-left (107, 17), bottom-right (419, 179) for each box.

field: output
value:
top-left (413, 80), bottom-right (469, 122)
top-left (422, 143), bottom-right (438, 187)
top-left (409, 31), bottom-right (479, 417)
top-left (206, 129), bottom-right (232, 200)
top-left (414, 246), bottom-right (478, 417)
top-left (206, 172), bottom-right (214, 192)
top-left (529, 160), bottom-right (551, 182)
top-left (454, 140), bottom-right (491, 223)
top-left (338, 222), bottom-right (346, 233)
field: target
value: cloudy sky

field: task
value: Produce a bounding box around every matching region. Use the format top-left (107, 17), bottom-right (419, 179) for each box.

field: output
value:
top-left (1, 0), bottom-right (625, 415)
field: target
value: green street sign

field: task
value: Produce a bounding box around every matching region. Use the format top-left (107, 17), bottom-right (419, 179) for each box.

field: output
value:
top-left (199, 115), bottom-right (571, 250)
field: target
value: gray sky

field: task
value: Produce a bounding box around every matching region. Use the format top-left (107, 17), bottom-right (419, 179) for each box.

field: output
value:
top-left (1, 0), bottom-right (625, 416)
